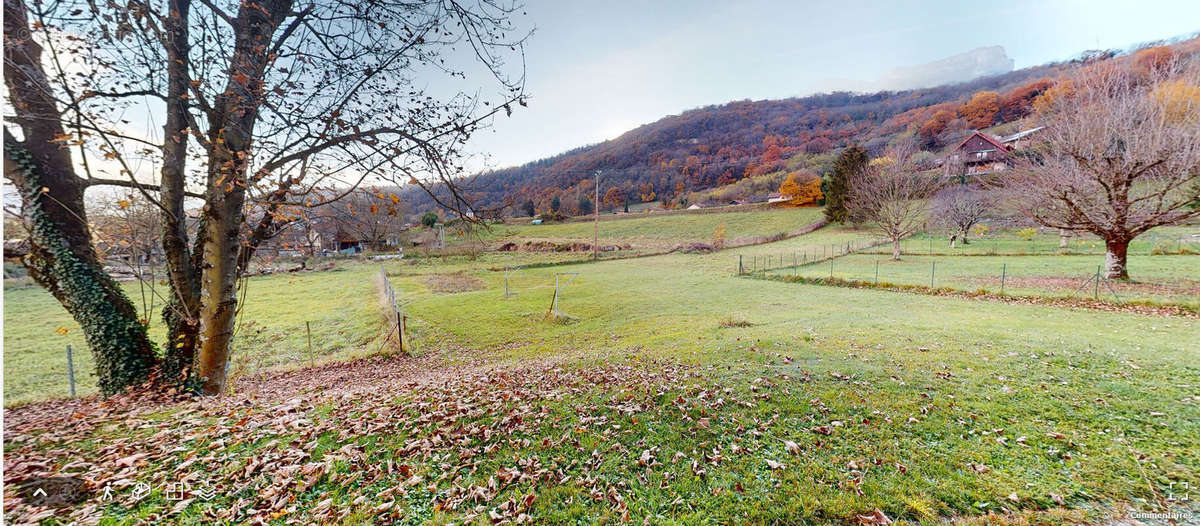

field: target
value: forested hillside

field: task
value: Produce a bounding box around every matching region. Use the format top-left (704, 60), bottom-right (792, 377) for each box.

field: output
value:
top-left (406, 40), bottom-right (1195, 217)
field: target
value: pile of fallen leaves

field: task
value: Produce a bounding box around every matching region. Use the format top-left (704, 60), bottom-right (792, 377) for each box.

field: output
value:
top-left (6, 352), bottom-right (769, 524)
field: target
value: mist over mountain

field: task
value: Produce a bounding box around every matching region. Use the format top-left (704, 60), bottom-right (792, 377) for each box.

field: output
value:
top-left (814, 46), bottom-right (1016, 93)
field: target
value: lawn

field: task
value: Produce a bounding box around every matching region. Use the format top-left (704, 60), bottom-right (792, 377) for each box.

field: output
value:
top-left (3, 265), bottom-right (387, 405)
top-left (482, 206), bottom-right (824, 249)
top-left (4, 217), bottom-right (1199, 524)
top-left (764, 253), bottom-right (1200, 308)
top-left (1, 251), bottom-right (644, 405)
top-left (859, 225), bottom-right (1199, 258)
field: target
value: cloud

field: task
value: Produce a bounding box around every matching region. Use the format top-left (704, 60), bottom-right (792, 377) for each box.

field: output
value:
top-left (815, 46), bottom-right (1015, 93)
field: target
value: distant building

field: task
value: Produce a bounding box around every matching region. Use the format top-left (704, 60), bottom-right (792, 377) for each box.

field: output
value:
top-left (944, 127), bottom-right (1043, 177)
top-left (1000, 126), bottom-right (1044, 150)
top-left (767, 192), bottom-right (789, 204)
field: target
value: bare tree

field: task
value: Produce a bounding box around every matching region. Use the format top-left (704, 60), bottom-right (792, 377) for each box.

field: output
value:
top-left (847, 142), bottom-right (943, 260)
top-left (930, 184), bottom-right (995, 247)
top-left (319, 187), bottom-right (408, 252)
top-left (5, 0), bottom-right (529, 394)
top-left (1003, 59), bottom-right (1200, 279)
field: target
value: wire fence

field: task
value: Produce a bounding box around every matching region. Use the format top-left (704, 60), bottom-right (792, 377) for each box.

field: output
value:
top-left (735, 235), bottom-right (891, 276)
top-left (753, 254), bottom-right (1200, 307)
top-left (375, 265), bottom-right (408, 352)
top-left (859, 230), bottom-right (1197, 257)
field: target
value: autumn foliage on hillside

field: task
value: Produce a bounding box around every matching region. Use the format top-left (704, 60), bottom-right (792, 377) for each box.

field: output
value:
top-left (402, 38), bottom-right (1200, 217)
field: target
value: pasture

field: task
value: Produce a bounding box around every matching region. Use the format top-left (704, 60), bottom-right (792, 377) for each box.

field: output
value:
top-left (3, 208), bottom-right (1199, 524)
top-left (482, 206), bottom-right (824, 249)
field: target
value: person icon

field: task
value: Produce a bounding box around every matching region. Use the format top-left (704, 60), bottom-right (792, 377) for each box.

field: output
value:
top-left (100, 483), bottom-right (114, 501)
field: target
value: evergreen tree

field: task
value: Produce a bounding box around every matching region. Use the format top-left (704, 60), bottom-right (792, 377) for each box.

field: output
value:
top-left (550, 195), bottom-right (561, 212)
top-left (825, 144), bottom-right (867, 223)
top-left (421, 212), bottom-right (439, 228)
top-left (521, 200), bottom-right (536, 217)
top-left (577, 195), bottom-right (594, 215)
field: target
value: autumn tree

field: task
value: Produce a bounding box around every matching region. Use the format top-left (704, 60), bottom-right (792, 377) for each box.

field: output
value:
top-left (960, 91), bottom-right (1000, 129)
top-left (824, 144), bottom-right (866, 223)
top-left (638, 183), bottom-right (656, 202)
top-left (1003, 59), bottom-right (1200, 280)
top-left (847, 142), bottom-right (942, 260)
top-left (602, 187), bottom-right (624, 211)
top-left (917, 109), bottom-right (955, 146)
top-left (998, 78), bottom-right (1054, 122)
top-left (4, 0), bottom-right (528, 394)
top-left (1134, 46), bottom-right (1177, 76)
top-left (777, 172), bottom-right (822, 206)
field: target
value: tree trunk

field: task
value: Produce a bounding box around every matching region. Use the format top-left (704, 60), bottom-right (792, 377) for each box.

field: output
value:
top-left (1059, 230), bottom-right (1070, 249)
top-left (192, 0), bottom-right (293, 395)
top-left (4, 0), bottom-right (159, 394)
top-left (1104, 239), bottom-right (1130, 280)
top-left (159, 0), bottom-right (201, 384)
top-left (891, 238), bottom-right (902, 260)
top-left (194, 199), bottom-right (242, 395)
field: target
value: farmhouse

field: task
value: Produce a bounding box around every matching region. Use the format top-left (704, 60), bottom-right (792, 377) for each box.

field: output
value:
top-left (944, 127), bottom-right (1044, 176)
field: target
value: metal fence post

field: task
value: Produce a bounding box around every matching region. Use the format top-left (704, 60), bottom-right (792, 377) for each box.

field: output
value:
top-left (66, 344), bottom-right (76, 397)
top-left (1000, 263), bottom-right (1006, 296)
top-left (1094, 265), bottom-right (1101, 299)
top-left (402, 315), bottom-right (408, 351)
top-left (930, 261), bottom-right (936, 288)
top-left (829, 258), bottom-right (834, 278)
top-left (875, 260), bottom-right (879, 285)
top-left (306, 321), bottom-right (314, 367)
top-left (738, 255), bottom-right (743, 275)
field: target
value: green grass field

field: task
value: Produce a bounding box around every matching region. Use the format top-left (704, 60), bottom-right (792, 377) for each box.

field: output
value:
top-left (484, 206), bottom-right (824, 248)
top-left (4, 213), bottom-right (1199, 524)
top-left (3, 266), bottom-right (387, 405)
top-left (766, 253), bottom-right (1200, 308)
top-left (860, 225), bottom-right (1199, 257)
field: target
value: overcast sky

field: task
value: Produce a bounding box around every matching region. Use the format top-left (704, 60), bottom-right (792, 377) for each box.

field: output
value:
top-left (463, 0), bottom-right (1200, 170)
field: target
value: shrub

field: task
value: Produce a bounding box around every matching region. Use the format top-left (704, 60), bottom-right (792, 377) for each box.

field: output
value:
top-left (712, 223), bottom-right (727, 249)
top-left (1016, 228), bottom-right (1037, 241)
top-left (1151, 239), bottom-right (1198, 255)
top-left (717, 315), bottom-right (754, 328)
top-left (971, 224), bottom-right (989, 237)
top-left (536, 211), bottom-right (566, 222)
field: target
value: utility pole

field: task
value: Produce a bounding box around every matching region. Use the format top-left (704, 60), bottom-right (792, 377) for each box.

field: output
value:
top-left (594, 170), bottom-right (601, 260)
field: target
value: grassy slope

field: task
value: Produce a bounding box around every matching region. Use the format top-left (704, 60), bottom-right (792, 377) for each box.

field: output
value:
top-left (859, 226), bottom-right (1198, 258)
top-left (4, 213), bottom-right (1199, 524)
top-left (483, 207), bottom-right (824, 248)
top-left (381, 250), bottom-right (1198, 523)
top-left (767, 253), bottom-right (1200, 307)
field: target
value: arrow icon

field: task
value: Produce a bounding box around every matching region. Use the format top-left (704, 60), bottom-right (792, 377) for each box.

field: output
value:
top-left (32, 487), bottom-right (48, 498)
